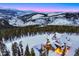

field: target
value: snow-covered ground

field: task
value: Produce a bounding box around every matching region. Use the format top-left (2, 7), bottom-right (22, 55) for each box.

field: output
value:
top-left (9, 16), bottom-right (79, 27)
top-left (4, 32), bottom-right (79, 56)
top-left (48, 18), bottom-right (73, 25)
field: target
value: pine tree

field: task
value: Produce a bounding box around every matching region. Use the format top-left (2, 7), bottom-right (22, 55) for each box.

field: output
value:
top-left (19, 41), bottom-right (23, 56)
top-left (0, 41), bottom-right (10, 56)
top-left (17, 47), bottom-right (21, 56)
top-left (31, 48), bottom-right (35, 56)
top-left (5, 50), bottom-right (10, 56)
top-left (74, 48), bottom-right (79, 56)
top-left (25, 45), bottom-right (31, 56)
top-left (12, 42), bottom-right (19, 56)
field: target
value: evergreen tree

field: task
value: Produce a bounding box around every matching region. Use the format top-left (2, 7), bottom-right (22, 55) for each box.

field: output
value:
top-left (12, 42), bottom-right (20, 56)
top-left (19, 41), bottom-right (23, 56)
top-left (17, 46), bottom-right (21, 56)
top-left (25, 45), bottom-right (31, 56)
top-left (4, 50), bottom-right (10, 56)
top-left (0, 41), bottom-right (10, 56)
top-left (74, 48), bottom-right (79, 56)
top-left (31, 48), bottom-right (35, 56)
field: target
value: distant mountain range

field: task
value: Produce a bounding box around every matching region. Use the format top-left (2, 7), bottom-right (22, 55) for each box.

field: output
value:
top-left (0, 8), bottom-right (79, 28)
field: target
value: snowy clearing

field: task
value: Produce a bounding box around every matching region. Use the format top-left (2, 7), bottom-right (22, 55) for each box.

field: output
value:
top-left (4, 32), bottom-right (79, 56)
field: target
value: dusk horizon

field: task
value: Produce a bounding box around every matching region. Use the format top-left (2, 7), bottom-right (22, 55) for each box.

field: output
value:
top-left (0, 3), bottom-right (79, 12)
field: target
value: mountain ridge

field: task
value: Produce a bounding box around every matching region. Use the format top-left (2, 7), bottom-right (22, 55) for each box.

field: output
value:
top-left (0, 8), bottom-right (79, 27)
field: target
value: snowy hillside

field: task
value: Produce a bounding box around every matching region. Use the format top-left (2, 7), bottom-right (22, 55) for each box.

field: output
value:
top-left (8, 14), bottom-right (79, 27)
top-left (4, 32), bottom-right (79, 56)
top-left (0, 8), bottom-right (79, 27)
top-left (48, 18), bottom-right (73, 25)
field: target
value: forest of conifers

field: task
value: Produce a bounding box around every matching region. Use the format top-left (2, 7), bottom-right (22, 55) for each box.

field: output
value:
top-left (0, 25), bottom-right (79, 41)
